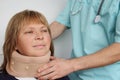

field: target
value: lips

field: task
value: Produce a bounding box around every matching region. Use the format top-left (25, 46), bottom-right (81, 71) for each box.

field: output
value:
top-left (33, 44), bottom-right (45, 49)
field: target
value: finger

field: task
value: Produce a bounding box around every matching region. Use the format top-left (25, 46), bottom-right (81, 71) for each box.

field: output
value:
top-left (51, 75), bottom-right (59, 80)
top-left (38, 65), bottom-right (55, 77)
top-left (36, 62), bottom-right (55, 79)
top-left (38, 71), bottom-right (57, 80)
top-left (50, 56), bottom-right (56, 61)
top-left (37, 64), bottom-right (48, 73)
top-left (37, 62), bottom-right (53, 73)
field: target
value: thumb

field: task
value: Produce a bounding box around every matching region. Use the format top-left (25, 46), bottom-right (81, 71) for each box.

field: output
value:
top-left (50, 56), bottom-right (56, 61)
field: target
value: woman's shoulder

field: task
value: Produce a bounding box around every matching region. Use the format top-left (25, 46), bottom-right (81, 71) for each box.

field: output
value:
top-left (0, 69), bottom-right (4, 77)
top-left (0, 69), bottom-right (6, 79)
top-left (0, 69), bottom-right (17, 80)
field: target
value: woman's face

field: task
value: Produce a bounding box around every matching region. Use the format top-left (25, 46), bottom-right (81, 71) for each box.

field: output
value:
top-left (16, 23), bottom-right (51, 57)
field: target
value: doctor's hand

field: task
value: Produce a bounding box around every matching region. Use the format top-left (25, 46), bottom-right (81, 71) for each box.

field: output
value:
top-left (36, 56), bottom-right (74, 80)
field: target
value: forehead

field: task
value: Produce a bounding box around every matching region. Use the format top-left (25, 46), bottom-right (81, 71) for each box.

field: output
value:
top-left (19, 18), bottom-right (48, 29)
top-left (21, 23), bottom-right (48, 30)
top-left (22, 18), bottom-right (44, 26)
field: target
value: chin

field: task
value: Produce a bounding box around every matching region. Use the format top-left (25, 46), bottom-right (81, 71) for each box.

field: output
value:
top-left (33, 52), bottom-right (47, 57)
top-left (27, 50), bottom-right (49, 56)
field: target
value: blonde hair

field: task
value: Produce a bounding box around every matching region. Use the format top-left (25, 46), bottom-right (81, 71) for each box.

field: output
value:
top-left (1, 10), bottom-right (54, 70)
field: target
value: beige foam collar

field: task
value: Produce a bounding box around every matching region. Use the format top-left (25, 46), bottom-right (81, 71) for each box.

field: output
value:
top-left (6, 51), bottom-right (50, 77)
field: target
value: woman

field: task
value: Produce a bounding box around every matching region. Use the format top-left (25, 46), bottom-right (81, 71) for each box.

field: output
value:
top-left (0, 10), bottom-right (69, 80)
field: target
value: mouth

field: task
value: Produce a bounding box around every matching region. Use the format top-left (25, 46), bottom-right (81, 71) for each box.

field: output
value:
top-left (33, 44), bottom-right (45, 49)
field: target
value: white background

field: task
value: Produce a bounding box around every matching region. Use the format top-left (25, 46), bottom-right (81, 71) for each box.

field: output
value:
top-left (0, 0), bottom-right (72, 64)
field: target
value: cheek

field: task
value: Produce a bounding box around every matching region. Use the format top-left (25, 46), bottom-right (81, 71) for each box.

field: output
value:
top-left (45, 36), bottom-right (51, 46)
top-left (17, 37), bottom-right (33, 50)
top-left (17, 41), bottom-right (29, 49)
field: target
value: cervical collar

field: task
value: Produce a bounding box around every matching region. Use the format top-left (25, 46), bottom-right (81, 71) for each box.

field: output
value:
top-left (6, 51), bottom-right (50, 77)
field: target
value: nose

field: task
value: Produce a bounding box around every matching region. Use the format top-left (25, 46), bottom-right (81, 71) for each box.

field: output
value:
top-left (35, 32), bottom-right (44, 40)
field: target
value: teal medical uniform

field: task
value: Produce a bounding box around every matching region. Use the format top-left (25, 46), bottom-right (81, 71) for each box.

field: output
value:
top-left (56, 0), bottom-right (120, 80)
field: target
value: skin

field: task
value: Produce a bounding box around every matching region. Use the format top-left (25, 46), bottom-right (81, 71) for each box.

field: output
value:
top-left (36, 21), bottom-right (120, 80)
top-left (16, 23), bottom-right (51, 57)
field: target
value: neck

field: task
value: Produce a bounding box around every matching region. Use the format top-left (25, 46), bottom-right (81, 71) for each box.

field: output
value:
top-left (6, 51), bottom-right (50, 77)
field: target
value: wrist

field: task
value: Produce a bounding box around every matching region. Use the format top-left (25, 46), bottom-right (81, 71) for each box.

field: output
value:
top-left (68, 59), bottom-right (77, 72)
